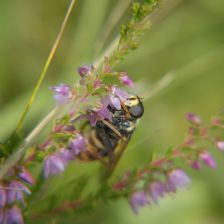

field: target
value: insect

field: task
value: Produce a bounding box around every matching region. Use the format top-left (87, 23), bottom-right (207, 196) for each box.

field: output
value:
top-left (79, 94), bottom-right (144, 167)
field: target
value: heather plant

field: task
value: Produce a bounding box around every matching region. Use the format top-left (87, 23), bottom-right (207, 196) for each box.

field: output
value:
top-left (1, 0), bottom-right (224, 223)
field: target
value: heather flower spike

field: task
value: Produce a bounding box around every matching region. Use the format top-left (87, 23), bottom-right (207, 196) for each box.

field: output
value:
top-left (167, 169), bottom-right (191, 193)
top-left (129, 191), bottom-right (149, 214)
top-left (119, 73), bottom-right (134, 86)
top-left (199, 151), bottom-right (216, 169)
top-left (49, 83), bottom-right (71, 105)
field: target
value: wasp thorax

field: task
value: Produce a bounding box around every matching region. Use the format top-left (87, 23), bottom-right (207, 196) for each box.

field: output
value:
top-left (124, 95), bottom-right (144, 118)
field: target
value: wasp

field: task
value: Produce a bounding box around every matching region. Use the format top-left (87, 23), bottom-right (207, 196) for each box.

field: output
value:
top-left (79, 94), bottom-right (144, 168)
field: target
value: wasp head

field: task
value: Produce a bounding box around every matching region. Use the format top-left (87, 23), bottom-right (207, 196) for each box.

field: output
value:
top-left (124, 95), bottom-right (144, 118)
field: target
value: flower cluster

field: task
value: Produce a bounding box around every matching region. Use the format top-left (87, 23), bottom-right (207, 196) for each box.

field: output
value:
top-left (129, 169), bottom-right (191, 214)
top-left (49, 84), bottom-right (72, 105)
top-left (109, 112), bottom-right (224, 215)
top-left (0, 167), bottom-right (35, 224)
top-left (43, 134), bottom-right (87, 178)
top-left (185, 112), bottom-right (219, 170)
top-left (43, 66), bottom-right (135, 179)
top-left (113, 168), bottom-right (190, 214)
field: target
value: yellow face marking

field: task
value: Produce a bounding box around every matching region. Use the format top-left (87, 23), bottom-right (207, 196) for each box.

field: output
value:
top-left (124, 95), bottom-right (139, 107)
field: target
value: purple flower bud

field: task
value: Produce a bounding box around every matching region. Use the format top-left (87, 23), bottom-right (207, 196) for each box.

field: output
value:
top-left (70, 134), bottom-right (87, 155)
top-left (199, 151), bottom-right (216, 169)
top-left (0, 185), bottom-right (6, 208)
top-left (186, 113), bottom-right (201, 125)
top-left (43, 154), bottom-right (66, 179)
top-left (216, 141), bottom-right (224, 151)
top-left (119, 73), bottom-right (134, 86)
top-left (77, 64), bottom-right (93, 77)
top-left (167, 169), bottom-right (191, 193)
top-left (129, 191), bottom-right (149, 215)
top-left (49, 83), bottom-right (71, 105)
top-left (191, 160), bottom-right (201, 170)
top-left (149, 181), bottom-right (166, 203)
top-left (17, 167), bottom-right (35, 185)
top-left (5, 206), bottom-right (24, 224)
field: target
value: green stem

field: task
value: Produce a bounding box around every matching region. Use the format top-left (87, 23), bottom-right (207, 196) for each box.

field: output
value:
top-left (0, 107), bottom-right (61, 180)
top-left (14, 0), bottom-right (77, 135)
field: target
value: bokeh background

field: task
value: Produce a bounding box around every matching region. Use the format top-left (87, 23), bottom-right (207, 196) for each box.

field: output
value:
top-left (1, 0), bottom-right (224, 223)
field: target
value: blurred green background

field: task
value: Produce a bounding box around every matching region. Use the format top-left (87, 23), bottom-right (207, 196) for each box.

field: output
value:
top-left (1, 0), bottom-right (224, 223)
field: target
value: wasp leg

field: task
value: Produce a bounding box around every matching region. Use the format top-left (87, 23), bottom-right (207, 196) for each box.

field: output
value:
top-left (86, 144), bottom-right (109, 165)
top-left (95, 123), bottom-right (119, 164)
top-left (120, 101), bottom-right (131, 118)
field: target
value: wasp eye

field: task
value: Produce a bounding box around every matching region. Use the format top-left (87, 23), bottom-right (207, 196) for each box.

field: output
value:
top-left (129, 102), bottom-right (144, 118)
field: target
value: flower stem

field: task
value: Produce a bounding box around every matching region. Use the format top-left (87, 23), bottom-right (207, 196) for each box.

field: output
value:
top-left (0, 107), bottom-right (61, 180)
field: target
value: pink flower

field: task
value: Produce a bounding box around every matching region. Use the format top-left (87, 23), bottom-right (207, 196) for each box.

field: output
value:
top-left (43, 154), bottom-right (66, 179)
top-left (49, 83), bottom-right (71, 105)
top-left (129, 191), bottom-right (149, 214)
top-left (149, 181), bottom-right (166, 203)
top-left (199, 151), bottom-right (216, 169)
top-left (119, 73), bottom-right (134, 86)
top-left (70, 134), bottom-right (87, 155)
top-left (109, 95), bottom-right (121, 110)
top-left (191, 160), bottom-right (201, 170)
top-left (167, 169), bottom-right (191, 193)
top-left (58, 149), bottom-right (74, 162)
top-left (6, 181), bottom-right (31, 206)
top-left (77, 64), bottom-right (93, 77)
top-left (186, 113), bottom-right (201, 125)
top-left (216, 141), bottom-right (224, 151)
top-left (0, 185), bottom-right (6, 208)
top-left (96, 104), bottom-right (112, 121)
top-left (111, 86), bottom-right (130, 102)
top-left (4, 206), bottom-right (24, 224)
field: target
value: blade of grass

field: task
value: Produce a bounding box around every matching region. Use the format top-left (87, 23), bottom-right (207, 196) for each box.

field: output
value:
top-left (13, 0), bottom-right (77, 135)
